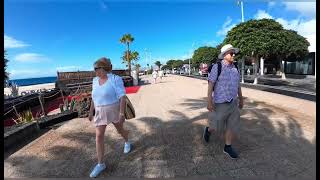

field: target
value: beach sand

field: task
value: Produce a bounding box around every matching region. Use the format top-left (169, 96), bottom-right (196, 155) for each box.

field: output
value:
top-left (4, 83), bottom-right (56, 96)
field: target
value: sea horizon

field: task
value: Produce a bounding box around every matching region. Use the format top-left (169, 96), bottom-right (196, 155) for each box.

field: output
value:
top-left (7, 76), bottom-right (57, 87)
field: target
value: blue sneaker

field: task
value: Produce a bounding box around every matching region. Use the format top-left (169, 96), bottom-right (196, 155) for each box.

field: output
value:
top-left (90, 163), bottom-right (106, 178)
top-left (124, 142), bottom-right (132, 154)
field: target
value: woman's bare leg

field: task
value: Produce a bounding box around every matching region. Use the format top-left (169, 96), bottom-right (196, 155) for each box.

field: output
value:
top-left (113, 121), bottom-right (129, 142)
top-left (95, 125), bottom-right (106, 163)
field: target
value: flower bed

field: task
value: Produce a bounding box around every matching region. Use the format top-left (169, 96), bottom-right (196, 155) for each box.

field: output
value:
top-left (37, 110), bottom-right (78, 129)
top-left (4, 110), bottom-right (78, 151)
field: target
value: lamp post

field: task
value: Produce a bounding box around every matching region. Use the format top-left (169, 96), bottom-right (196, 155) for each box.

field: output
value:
top-left (237, 0), bottom-right (245, 83)
top-left (144, 48), bottom-right (148, 74)
top-left (189, 42), bottom-right (195, 76)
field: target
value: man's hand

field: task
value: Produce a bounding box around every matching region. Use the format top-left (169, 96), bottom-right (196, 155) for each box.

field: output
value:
top-left (207, 102), bottom-right (214, 112)
top-left (238, 97), bottom-right (244, 109)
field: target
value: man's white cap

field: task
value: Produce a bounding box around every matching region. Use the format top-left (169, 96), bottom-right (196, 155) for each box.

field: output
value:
top-left (218, 44), bottom-right (239, 59)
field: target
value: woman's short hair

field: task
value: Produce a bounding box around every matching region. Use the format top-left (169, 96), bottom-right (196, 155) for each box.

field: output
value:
top-left (94, 57), bottom-right (112, 72)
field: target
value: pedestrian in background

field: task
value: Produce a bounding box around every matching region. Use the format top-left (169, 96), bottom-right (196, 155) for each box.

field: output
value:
top-left (158, 70), bottom-right (164, 82)
top-left (152, 70), bottom-right (158, 84)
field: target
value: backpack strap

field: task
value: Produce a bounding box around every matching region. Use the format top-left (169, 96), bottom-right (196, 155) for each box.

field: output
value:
top-left (216, 61), bottom-right (222, 82)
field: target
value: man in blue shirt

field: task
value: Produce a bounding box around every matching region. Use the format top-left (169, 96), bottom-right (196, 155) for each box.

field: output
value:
top-left (203, 44), bottom-right (244, 159)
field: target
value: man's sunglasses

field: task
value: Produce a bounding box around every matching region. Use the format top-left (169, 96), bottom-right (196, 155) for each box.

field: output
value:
top-left (227, 52), bottom-right (235, 56)
top-left (94, 67), bottom-right (103, 71)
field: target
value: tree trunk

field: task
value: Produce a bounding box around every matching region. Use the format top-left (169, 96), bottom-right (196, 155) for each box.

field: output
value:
top-left (241, 58), bottom-right (244, 83)
top-left (281, 60), bottom-right (286, 79)
top-left (260, 57), bottom-right (264, 76)
top-left (253, 56), bottom-right (259, 84)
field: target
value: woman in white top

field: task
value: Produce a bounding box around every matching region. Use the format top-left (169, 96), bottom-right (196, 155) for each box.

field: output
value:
top-left (158, 70), bottom-right (164, 82)
top-left (88, 57), bottom-right (131, 178)
top-left (152, 70), bottom-right (158, 84)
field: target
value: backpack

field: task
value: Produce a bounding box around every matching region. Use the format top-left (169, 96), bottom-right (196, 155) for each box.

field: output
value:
top-left (208, 61), bottom-right (239, 82)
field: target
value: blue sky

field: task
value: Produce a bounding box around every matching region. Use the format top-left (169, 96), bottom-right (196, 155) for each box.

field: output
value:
top-left (4, 0), bottom-right (316, 79)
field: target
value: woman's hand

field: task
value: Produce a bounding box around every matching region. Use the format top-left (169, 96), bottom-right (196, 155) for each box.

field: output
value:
top-left (88, 113), bottom-right (93, 121)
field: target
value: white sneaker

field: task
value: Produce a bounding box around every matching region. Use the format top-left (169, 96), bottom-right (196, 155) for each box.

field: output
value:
top-left (89, 163), bottom-right (106, 178)
top-left (124, 142), bottom-right (132, 154)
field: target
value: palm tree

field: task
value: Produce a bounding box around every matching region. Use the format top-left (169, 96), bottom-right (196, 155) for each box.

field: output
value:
top-left (120, 34), bottom-right (134, 73)
top-left (121, 50), bottom-right (140, 68)
top-left (155, 61), bottom-right (162, 70)
top-left (4, 50), bottom-right (9, 81)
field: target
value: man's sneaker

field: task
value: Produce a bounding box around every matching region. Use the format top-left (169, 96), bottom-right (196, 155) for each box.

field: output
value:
top-left (223, 145), bottom-right (238, 159)
top-left (203, 127), bottom-right (211, 143)
top-left (124, 142), bottom-right (131, 154)
top-left (90, 163), bottom-right (106, 178)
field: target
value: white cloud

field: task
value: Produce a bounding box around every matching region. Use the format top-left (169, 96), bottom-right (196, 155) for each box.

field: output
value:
top-left (4, 35), bottom-right (30, 49)
top-left (14, 53), bottom-right (50, 63)
top-left (216, 17), bottom-right (237, 36)
top-left (254, 10), bottom-right (273, 19)
top-left (253, 10), bottom-right (316, 52)
top-left (267, 1), bottom-right (315, 18)
top-left (283, 2), bottom-right (316, 18)
top-left (56, 66), bottom-right (82, 72)
top-left (275, 18), bottom-right (315, 52)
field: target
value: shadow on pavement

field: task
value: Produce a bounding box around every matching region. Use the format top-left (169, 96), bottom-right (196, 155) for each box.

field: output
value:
top-left (5, 97), bottom-right (316, 179)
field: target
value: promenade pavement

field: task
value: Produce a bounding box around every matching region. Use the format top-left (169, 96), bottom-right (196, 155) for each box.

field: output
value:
top-left (4, 74), bottom-right (316, 179)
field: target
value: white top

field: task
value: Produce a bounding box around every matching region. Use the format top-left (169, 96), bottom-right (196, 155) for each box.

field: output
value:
top-left (152, 71), bottom-right (158, 78)
top-left (91, 73), bottom-right (126, 107)
top-left (158, 70), bottom-right (163, 77)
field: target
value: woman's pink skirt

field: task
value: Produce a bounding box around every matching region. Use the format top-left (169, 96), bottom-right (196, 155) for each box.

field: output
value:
top-left (94, 102), bottom-right (120, 127)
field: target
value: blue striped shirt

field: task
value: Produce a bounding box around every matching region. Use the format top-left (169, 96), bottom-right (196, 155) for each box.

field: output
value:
top-left (208, 60), bottom-right (240, 104)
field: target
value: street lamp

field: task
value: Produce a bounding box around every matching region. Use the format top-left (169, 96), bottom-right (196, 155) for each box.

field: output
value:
top-left (189, 42), bottom-right (195, 76)
top-left (237, 0), bottom-right (245, 83)
top-left (144, 48), bottom-right (148, 74)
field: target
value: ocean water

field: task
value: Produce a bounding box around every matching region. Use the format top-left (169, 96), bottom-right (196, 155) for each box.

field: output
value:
top-left (7, 76), bottom-right (57, 87)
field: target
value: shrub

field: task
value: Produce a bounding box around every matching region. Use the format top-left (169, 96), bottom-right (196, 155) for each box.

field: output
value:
top-left (13, 109), bottom-right (34, 125)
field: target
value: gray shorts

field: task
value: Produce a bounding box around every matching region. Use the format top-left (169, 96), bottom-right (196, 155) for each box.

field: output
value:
top-left (208, 99), bottom-right (240, 137)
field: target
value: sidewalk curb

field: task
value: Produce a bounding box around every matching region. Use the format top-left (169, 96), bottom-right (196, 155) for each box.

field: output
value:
top-left (178, 74), bottom-right (316, 102)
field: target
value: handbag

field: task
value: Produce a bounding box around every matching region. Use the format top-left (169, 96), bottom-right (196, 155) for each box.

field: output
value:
top-left (111, 74), bottom-right (135, 119)
top-left (124, 95), bottom-right (135, 119)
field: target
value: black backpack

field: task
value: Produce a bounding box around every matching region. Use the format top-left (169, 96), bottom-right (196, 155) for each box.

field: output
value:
top-left (208, 61), bottom-right (239, 82)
